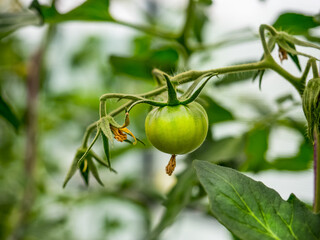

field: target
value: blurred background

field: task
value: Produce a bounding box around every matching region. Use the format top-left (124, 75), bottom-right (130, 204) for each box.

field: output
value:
top-left (0, 0), bottom-right (320, 239)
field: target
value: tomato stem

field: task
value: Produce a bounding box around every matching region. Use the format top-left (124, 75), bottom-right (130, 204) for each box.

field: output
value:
top-left (313, 129), bottom-right (320, 213)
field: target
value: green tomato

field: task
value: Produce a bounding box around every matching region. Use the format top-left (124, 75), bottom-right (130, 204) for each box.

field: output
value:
top-left (145, 102), bottom-right (208, 155)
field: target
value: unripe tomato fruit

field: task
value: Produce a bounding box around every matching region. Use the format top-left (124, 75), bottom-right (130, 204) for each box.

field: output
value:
top-left (145, 102), bottom-right (208, 155)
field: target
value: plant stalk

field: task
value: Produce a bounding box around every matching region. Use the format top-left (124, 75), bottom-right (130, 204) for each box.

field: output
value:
top-left (313, 129), bottom-right (320, 213)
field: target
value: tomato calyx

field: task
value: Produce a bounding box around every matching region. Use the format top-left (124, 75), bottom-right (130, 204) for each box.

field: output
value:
top-left (99, 113), bottom-right (137, 145)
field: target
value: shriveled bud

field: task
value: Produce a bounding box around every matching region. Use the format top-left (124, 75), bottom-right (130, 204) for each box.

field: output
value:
top-left (302, 78), bottom-right (320, 142)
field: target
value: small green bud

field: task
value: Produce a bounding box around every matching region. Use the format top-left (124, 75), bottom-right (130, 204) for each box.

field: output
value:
top-left (302, 78), bottom-right (320, 142)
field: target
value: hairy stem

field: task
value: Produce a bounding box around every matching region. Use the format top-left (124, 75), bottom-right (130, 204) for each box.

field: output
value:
top-left (314, 129), bottom-right (320, 213)
top-left (311, 58), bottom-right (319, 78)
top-left (267, 58), bottom-right (304, 95)
top-left (81, 122), bottom-right (97, 148)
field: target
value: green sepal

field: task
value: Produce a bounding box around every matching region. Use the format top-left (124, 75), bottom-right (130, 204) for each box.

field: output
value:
top-left (258, 70), bottom-right (265, 90)
top-left (90, 150), bottom-right (117, 173)
top-left (180, 75), bottom-right (213, 105)
top-left (276, 33), bottom-right (320, 60)
top-left (107, 115), bottom-right (123, 129)
top-left (164, 75), bottom-right (180, 106)
top-left (286, 41), bottom-right (302, 71)
top-left (63, 148), bottom-right (85, 188)
top-left (101, 132), bottom-right (112, 169)
top-left (181, 73), bottom-right (211, 100)
top-left (87, 156), bottom-right (104, 186)
top-left (98, 117), bottom-right (114, 142)
top-left (79, 158), bottom-right (90, 186)
top-left (302, 78), bottom-right (320, 141)
top-left (123, 137), bottom-right (145, 145)
top-left (281, 32), bottom-right (320, 51)
top-left (77, 129), bottom-right (100, 167)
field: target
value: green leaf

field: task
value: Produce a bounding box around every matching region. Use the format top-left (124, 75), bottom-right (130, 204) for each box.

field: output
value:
top-left (194, 160), bottom-right (320, 240)
top-left (192, 6), bottom-right (209, 43)
top-left (87, 157), bottom-right (104, 186)
top-left (200, 95), bottom-right (234, 124)
top-left (30, 0), bottom-right (112, 24)
top-left (206, 136), bottom-right (245, 163)
top-left (147, 167), bottom-right (196, 240)
top-left (109, 48), bottom-right (179, 80)
top-left (242, 127), bottom-right (270, 172)
top-left (0, 95), bottom-right (19, 130)
top-left (273, 13), bottom-right (319, 36)
top-left (270, 141), bottom-right (313, 171)
top-left (276, 94), bottom-right (294, 105)
top-left (0, 12), bottom-right (40, 39)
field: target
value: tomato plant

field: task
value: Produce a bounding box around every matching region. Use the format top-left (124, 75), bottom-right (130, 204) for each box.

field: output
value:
top-left (145, 102), bottom-right (208, 155)
top-left (2, 1), bottom-right (320, 240)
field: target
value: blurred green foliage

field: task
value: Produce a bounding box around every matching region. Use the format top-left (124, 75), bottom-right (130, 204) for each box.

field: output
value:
top-left (0, 0), bottom-right (319, 240)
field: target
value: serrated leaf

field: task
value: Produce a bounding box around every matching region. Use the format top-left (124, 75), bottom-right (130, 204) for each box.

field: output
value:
top-left (194, 160), bottom-right (320, 240)
top-left (147, 167), bottom-right (196, 240)
top-left (87, 157), bottom-right (104, 186)
top-left (0, 95), bottom-right (20, 130)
